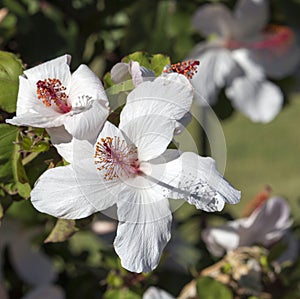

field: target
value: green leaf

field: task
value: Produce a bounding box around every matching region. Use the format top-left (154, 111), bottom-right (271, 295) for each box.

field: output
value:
top-left (150, 53), bottom-right (170, 76)
top-left (104, 289), bottom-right (141, 299)
top-left (196, 277), bottom-right (233, 299)
top-left (44, 218), bottom-right (78, 243)
top-left (0, 51), bottom-right (23, 113)
top-left (122, 51), bottom-right (152, 69)
top-left (0, 124), bottom-right (31, 198)
top-left (0, 203), bottom-right (3, 219)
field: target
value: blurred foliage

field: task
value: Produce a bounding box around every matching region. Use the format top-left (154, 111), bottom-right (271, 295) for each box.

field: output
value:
top-left (0, 0), bottom-right (300, 298)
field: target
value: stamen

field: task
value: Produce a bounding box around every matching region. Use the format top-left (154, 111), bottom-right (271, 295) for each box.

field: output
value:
top-left (163, 60), bottom-right (200, 79)
top-left (94, 136), bottom-right (139, 181)
top-left (36, 78), bottom-right (71, 113)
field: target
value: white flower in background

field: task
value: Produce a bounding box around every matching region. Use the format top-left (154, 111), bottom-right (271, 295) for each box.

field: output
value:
top-left (189, 0), bottom-right (300, 123)
top-left (111, 60), bottom-right (155, 87)
top-left (0, 219), bottom-right (64, 299)
top-left (30, 73), bottom-right (240, 273)
top-left (6, 54), bottom-right (109, 162)
top-left (143, 287), bottom-right (175, 299)
top-left (202, 196), bottom-right (293, 257)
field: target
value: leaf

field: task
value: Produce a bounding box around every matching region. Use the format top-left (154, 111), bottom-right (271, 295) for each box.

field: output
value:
top-left (0, 51), bottom-right (23, 113)
top-left (150, 53), bottom-right (170, 76)
top-left (104, 289), bottom-right (141, 299)
top-left (44, 218), bottom-right (78, 243)
top-left (122, 51), bottom-right (152, 69)
top-left (0, 124), bottom-right (31, 198)
top-left (196, 276), bottom-right (233, 299)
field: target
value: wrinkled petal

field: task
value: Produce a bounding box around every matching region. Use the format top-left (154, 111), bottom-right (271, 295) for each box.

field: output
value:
top-left (10, 236), bottom-right (56, 285)
top-left (64, 100), bottom-right (109, 140)
top-left (68, 64), bottom-right (108, 106)
top-left (114, 186), bottom-right (172, 272)
top-left (202, 226), bottom-right (240, 256)
top-left (234, 0), bottom-right (269, 38)
top-left (192, 4), bottom-right (235, 38)
top-left (30, 165), bottom-right (98, 219)
top-left (21, 286), bottom-right (65, 299)
top-left (24, 54), bottom-right (71, 87)
top-left (190, 47), bottom-right (241, 105)
top-left (226, 77), bottom-right (283, 123)
top-left (149, 152), bottom-right (241, 212)
top-left (46, 126), bottom-right (74, 163)
top-left (120, 73), bottom-right (193, 127)
top-left (143, 287), bottom-right (175, 299)
top-left (121, 114), bottom-right (176, 161)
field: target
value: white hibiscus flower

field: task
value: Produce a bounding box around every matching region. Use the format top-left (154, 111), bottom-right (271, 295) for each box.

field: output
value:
top-left (0, 219), bottom-right (65, 299)
top-left (30, 73), bottom-right (240, 273)
top-left (202, 196), bottom-right (293, 257)
top-left (143, 287), bottom-right (175, 299)
top-left (6, 54), bottom-right (109, 162)
top-left (189, 0), bottom-right (300, 123)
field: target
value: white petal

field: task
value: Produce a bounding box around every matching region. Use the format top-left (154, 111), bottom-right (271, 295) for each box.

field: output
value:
top-left (226, 77), bottom-right (283, 123)
top-left (114, 187), bottom-right (172, 272)
top-left (190, 48), bottom-right (241, 105)
top-left (46, 127), bottom-right (74, 163)
top-left (10, 236), bottom-right (56, 285)
top-left (233, 0), bottom-right (269, 38)
top-left (68, 64), bottom-right (108, 106)
top-left (120, 114), bottom-right (176, 161)
top-left (202, 226), bottom-right (240, 256)
top-left (30, 165), bottom-right (98, 219)
top-left (192, 4), bottom-right (235, 38)
top-left (150, 152), bottom-right (241, 212)
top-left (64, 100), bottom-right (109, 140)
top-left (129, 61), bottom-right (155, 87)
top-left (120, 73), bottom-right (193, 127)
top-left (21, 286), bottom-right (65, 299)
top-left (143, 287), bottom-right (175, 299)
top-left (111, 62), bottom-right (132, 84)
top-left (24, 54), bottom-right (71, 87)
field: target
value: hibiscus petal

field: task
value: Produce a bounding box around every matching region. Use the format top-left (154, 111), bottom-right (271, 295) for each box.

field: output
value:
top-left (64, 100), bottom-right (109, 141)
top-left (143, 287), bottom-right (175, 299)
top-left (114, 185), bottom-right (172, 272)
top-left (149, 152), bottom-right (241, 212)
top-left (46, 127), bottom-right (74, 163)
top-left (30, 165), bottom-right (99, 219)
top-left (192, 4), bottom-right (235, 38)
top-left (190, 47), bottom-right (241, 105)
top-left (233, 0), bottom-right (269, 38)
top-left (10, 236), bottom-right (56, 285)
top-left (111, 62), bottom-right (132, 84)
top-left (226, 77), bottom-right (283, 123)
top-left (68, 64), bottom-right (108, 106)
top-left (120, 73), bottom-right (193, 127)
top-left (21, 286), bottom-right (65, 299)
top-left (24, 54), bottom-right (71, 88)
top-left (202, 226), bottom-right (240, 256)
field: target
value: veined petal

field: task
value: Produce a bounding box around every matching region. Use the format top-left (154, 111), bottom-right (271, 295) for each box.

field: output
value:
top-left (21, 286), bottom-right (65, 299)
top-left (24, 54), bottom-right (71, 88)
top-left (202, 226), bottom-right (240, 256)
top-left (190, 48), bottom-right (241, 105)
top-left (149, 152), bottom-right (241, 212)
top-left (10, 237), bottom-right (56, 285)
top-left (143, 287), bottom-right (175, 299)
top-left (120, 73), bottom-right (193, 127)
top-left (226, 77), bottom-right (283, 123)
top-left (234, 0), bottom-right (269, 38)
top-left (192, 4), bottom-right (235, 38)
top-left (121, 114), bottom-right (176, 161)
top-left (64, 100), bottom-right (109, 140)
top-left (30, 165), bottom-right (98, 219)
top-left (68, 64), bottom-right (108, 106)
top-left (114, 186), bottom-right (172, 272)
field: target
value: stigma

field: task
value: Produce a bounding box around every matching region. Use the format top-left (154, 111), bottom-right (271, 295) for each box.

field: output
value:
top-left (36, 78), bottom-right (71, 113)
top-left (94, 136), bottom-right (139, 181)
top-left (163, 60), bottom-right (200, 79)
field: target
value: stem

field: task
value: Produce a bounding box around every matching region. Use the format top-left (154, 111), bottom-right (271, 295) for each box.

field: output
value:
top-left (22, 152), bottom-right (39, 166)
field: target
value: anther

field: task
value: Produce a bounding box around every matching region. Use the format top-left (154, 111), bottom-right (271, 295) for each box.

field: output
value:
top-left (163, 60), bottom-right (200, 79)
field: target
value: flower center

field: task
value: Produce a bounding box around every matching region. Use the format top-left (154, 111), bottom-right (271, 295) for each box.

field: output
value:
top-left (163, 60), bottom-right (200, 79)
top-left (94, 136), bottom-right (140, 181)
top-left (36, 78), bottom-right (71, 113)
